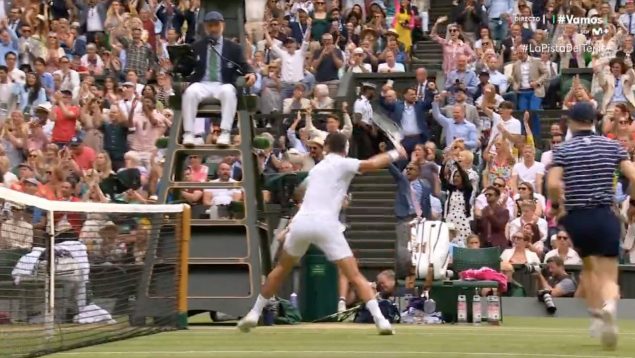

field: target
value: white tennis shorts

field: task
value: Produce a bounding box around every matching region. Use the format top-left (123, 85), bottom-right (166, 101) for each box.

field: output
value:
top-left (283, 214), bottom-right (353, 261)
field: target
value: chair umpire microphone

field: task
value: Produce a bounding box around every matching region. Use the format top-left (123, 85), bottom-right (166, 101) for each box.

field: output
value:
top-left (180, 11), bottom-right (256, 147)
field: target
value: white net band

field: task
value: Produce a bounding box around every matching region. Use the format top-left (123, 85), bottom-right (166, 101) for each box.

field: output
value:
top-left (0, 187), bottom-right (186, 214)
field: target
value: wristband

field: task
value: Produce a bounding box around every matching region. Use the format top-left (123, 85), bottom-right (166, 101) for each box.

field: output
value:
top-left (387, 149), bottom-right (400, 162)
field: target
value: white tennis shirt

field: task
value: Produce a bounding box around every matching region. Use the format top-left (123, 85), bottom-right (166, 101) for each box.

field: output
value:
top-left (295, 153), bottom-right (360, 222)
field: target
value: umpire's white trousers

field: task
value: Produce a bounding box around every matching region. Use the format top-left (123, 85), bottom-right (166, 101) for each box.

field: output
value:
top-left (182, 81), bottom-right (237, 135)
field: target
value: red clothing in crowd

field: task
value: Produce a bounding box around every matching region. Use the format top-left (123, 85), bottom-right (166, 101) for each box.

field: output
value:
top-left (72, 146), bottom-right (97, 171)
top-left (52, 106), bottom-right (80, 143)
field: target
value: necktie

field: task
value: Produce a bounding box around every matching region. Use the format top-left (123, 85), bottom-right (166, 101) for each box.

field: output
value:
top-left (208, 45), bottom-right (219, 82)
top-left (410, 183), bottom-right (422, 217)
top-left (630, 14), bottom-right (633, 34)
top-left (569, 35), bottom-right (578, 67)
top-left (549, 62), bottom-right (555, 78)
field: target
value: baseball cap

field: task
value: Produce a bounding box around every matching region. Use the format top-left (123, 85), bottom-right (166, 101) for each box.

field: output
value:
top-left (308, 136), bottom-right (325, 147)
top-left (18, 163), bottom-right (33, 171)
top-left (69, 137), bottom-right (82, 146)
top-left (353, 47), bottom-right (364, 54)
top-left (24, 177), bottom-right (39, 186)
top-left (567, 102), bottom-right (596, 123)
top-left (204, 11), bottom-right (224, 22)
top-left (35, 102), bottom-right (52, 113)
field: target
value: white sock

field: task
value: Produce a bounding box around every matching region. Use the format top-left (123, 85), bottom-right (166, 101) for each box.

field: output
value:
top-left (250, 294), bottom-right (269, 316)
top-left (604, 299), bottom-right (617, 314)
top-left (366, 299), bottom-right (385, 322)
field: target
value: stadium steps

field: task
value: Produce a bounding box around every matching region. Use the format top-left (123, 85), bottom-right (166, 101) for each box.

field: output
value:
top-left (346, 170), bottom-right (397, 271)
top-left (409, 0), bottom-right (452, 72)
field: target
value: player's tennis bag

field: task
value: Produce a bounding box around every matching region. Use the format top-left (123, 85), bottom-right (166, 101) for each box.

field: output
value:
top-left (273, 298), bottom-right (302, 325)
top-left (354, 299), bottom-right (400, 324)
top-left (409, 220), bottom-right (451, 280)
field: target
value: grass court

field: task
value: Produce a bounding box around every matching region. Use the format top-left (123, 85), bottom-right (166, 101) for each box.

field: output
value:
top-left (48, 317), bottom-right (635, 358)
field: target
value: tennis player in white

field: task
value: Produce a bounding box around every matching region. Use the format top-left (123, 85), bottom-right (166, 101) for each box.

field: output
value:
top-left (238, 133), bottom-right (406, 335)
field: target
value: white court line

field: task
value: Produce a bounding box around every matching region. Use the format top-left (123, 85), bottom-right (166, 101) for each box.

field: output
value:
top-left (186, 325), bottom-right (635, 335)
top-left (176, 330), bottom-right (635, 339)
top-left (56, 350), bottom-right (635, 357)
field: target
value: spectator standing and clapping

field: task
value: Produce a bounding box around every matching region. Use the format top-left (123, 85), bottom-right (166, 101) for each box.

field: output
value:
top-left (431, 17), bottom-right (475, 74)
top-left (511, 46), bottom-right (547, 137)
top-left (264, 17), bottom-right (312, 100)
top-left (312, 33), bottom-right (344, 84)
top-left (440, 161), bottom-right (473, 247)
top-left (0, 18), bottom-right (18, 67)
top-left (54, 56), bottom-right (81, 102)
top-left (390, 161), bottom-right (432, 278)
top-left (381, 83), bottom-right (431, 157)
top-left (431, 93), bottom-right (478, 150)
top-left (51, 90), bottom-right (80, 146)
top-left (128, 97), bottom-right (170, 169)
top-left (475, 185), bottom-right (510, 249)
top-left (485, 0), bottom-right (513, 42)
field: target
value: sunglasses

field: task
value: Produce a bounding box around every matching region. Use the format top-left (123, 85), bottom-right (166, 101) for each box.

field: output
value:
top-left (518, 187), bottom-right (528, 191)
top-left (449, 29), bottom-right (459, 32)
top-left (556, 235), bottom-right (568, 240)
top-left (619, 120), bottom-right (629, 125)
top-left (29, 154), bottom-right (37, 158)
top-left (309, 146), bottom-right (321, 150)
top-left (493, 183), bottom-right (505, 188)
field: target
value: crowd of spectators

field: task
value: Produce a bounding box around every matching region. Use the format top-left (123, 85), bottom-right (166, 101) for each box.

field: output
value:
top-left (237, 0), bottom-right (635, 293)
top-left (0, 0), bottom-right (248, 262)
top-left (4, 0), bottom-right (635, 273)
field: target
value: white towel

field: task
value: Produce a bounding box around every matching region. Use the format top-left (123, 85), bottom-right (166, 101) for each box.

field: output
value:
top-left (11, 247), bottom-right (45, 285)
top-left (73, 304), bottom-right (116, 324)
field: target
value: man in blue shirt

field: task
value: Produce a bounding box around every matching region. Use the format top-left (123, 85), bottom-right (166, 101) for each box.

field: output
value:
top-left (0, 18), bottom-right (18, 67)
top-left (485, 0), bottom-right (513, 41)
top-left (431, 94), bottom-right (478, 150)
top-left (444, 55), bottom-right (479, 105)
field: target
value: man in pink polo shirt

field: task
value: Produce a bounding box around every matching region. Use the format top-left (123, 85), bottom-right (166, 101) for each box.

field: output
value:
top-left (128, 97), bottom-right (171, 169)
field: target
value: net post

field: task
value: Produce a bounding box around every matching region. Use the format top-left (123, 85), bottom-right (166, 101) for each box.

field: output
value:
top-left (45, 210), bottom-right (56, 339)
top-left (177, 204), bottom-right (191, 329)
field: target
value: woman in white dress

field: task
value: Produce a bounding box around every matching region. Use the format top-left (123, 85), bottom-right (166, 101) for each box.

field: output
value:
top-left (441, 164), bottom-right (474, 247)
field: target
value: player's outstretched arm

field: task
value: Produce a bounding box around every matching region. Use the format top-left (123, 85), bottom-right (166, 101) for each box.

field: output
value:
top-left (358, 146), bottom-right (407, 174)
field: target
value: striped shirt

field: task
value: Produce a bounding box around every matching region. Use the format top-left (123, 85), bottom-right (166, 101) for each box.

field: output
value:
top-left (552, 133), bottom-right (627, 210)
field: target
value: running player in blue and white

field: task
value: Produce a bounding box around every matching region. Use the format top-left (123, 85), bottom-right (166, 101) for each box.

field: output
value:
top-left (547, 102), bottom-right (635, 350)
top-left (238, 133), bottom-right (406, 335)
